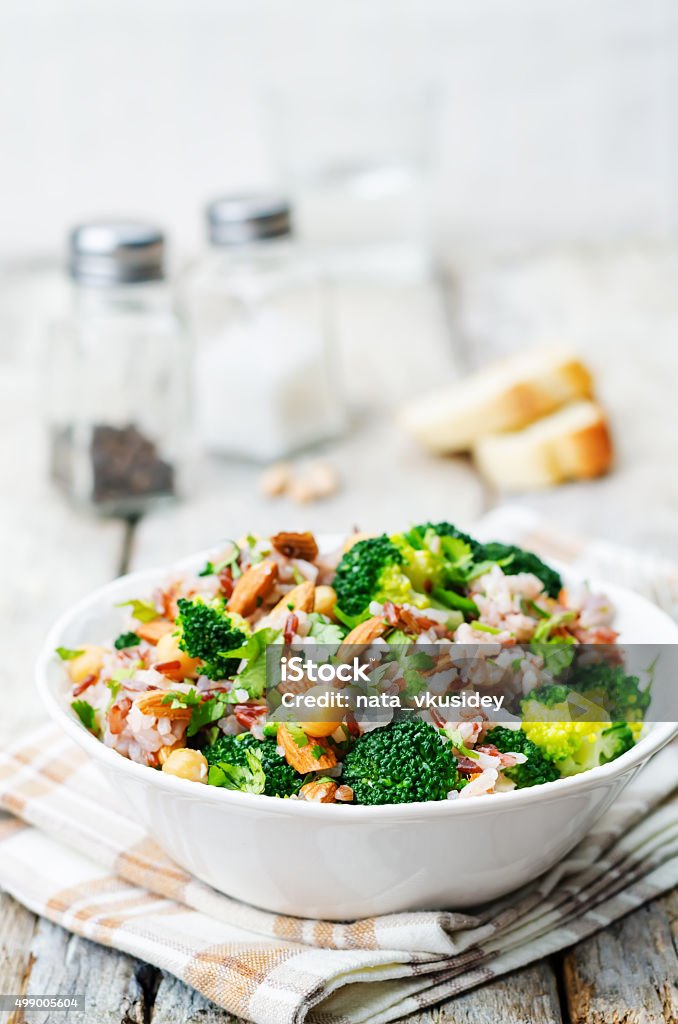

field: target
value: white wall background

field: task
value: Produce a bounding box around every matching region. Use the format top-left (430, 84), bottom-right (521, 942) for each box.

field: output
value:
top-left (0, 0), bottom-right (675, 263)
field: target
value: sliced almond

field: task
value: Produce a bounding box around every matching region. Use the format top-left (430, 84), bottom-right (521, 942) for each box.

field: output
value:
top-left (392, 607), bottom-right (439, 636)
top-left (335, 785), bottom-right (354, 803)
top-left (270, 531), bottom-right (319, 562)
top-left (269, 580), bottom-right (315, 617)
top-left (300, 780), bottom-right (338, 803)
top-left (277, 723), bottom-right (337, 773)
top-left (134, 691), bottom-right (193, 721)
top-left (227, 560), bottom-right (279, 617)
top-left (136, 619), bottom-right (175, 645)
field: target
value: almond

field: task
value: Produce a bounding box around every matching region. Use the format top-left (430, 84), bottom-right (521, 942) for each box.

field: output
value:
top-left (342, 616), bottom-right (389, 646)
top-left (136, 619), bottom-right (175, 645)
top-left (270, 531), bottom-right (319, 561)
top-left (336, 616), bottom-right (389, 666)
top-left (277, 723), bottom-right (337, 773)
top-left (269, 580), bottom-right (315, 617)
top-left (227, 560), bottom-right (279, 617)
top-left (134, 691), bottom-right (193, 721)
top-left (392, 607), bottom-right (439, 636)
top-left (300, 780), bottom-right (338, 803)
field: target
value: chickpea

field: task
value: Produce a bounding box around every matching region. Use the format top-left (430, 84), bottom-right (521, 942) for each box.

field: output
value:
top-left (299, 683), bottom-right (343, 738)
top-left (161, 748), bottom-right (208, 783)
top-left (67, 645), bottom-right (105, 684)
top-left (154, 632), bottom-right (201, 681)
top-left (299, 719), bottom-right (342, 738)
top-left (342, 531), bottom-right (373, 553)
top-left (313, 585), bottom-right (337, 620)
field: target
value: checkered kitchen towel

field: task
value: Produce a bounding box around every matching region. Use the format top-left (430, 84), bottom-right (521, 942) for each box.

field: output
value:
top-left (0, 507), bottom-right (677, 1024)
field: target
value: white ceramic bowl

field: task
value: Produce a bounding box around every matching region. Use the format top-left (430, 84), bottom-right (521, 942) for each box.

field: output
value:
top-left (37, 544), bottom-right (678, 920)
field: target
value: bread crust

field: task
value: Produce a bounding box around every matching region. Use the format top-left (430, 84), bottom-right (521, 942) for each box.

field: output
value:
top-left (401, 352), bottom-right (594, 452)
top-left (473, 403), bottom-right (613, 490)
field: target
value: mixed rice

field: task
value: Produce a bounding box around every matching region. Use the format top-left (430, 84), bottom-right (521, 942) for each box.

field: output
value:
top-left (58, 524), bottom-right (647, 804)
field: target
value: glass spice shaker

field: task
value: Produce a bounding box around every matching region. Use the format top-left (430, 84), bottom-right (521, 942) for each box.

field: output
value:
top-left (182, 195), bottom-right (345, 462)
top-left (47, 221), bottom-right (192, 516)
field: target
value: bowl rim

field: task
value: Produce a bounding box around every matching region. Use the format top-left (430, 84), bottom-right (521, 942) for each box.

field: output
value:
top-left (36, 541), bottom-right (678, 822)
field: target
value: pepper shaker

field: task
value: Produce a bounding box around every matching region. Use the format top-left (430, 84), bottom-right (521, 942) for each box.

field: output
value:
top-left (47, 221), bottom-right (192, 516)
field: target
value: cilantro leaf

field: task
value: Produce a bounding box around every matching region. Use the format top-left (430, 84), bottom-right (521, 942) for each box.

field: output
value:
top-left (114, 632), bottom-right (141, 650)
top-left (198, 544), bottom-right (242, 579)
top-left (116, 599), bottom-right (159, 623)
top-left (56, 647), bottom-right (84, 661)
top-left (207, 749), bottom-right (266, 794)
top-left (307, 615), bottom-right (346, 646)
top-left (532, 640), bottom-right (577, 677)
top-left (71, 700), bottom-right (99, 735)
top-left (161, 688), bottom-right (203, 709)
top-left (187, 695), bottom-right (230, 737)
top-left (225, 628), bottom-right (280, 702)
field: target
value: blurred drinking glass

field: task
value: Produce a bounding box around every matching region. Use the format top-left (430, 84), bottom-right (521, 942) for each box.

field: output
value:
top-left (265, 84), bottom-right (437, 284)
top-left (264, 84), bottom-right (455, 409)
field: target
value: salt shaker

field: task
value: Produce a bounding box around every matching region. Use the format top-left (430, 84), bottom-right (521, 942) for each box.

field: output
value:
top-left (183, 196), bottom-right (345, 462)
top-left (47, 221), bottom-right (192, 516)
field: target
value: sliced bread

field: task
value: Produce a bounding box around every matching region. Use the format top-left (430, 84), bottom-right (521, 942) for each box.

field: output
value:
top-left (473, 400), bottom-right (613, 490)
top-left (400, 346), bottom-right (593, 453)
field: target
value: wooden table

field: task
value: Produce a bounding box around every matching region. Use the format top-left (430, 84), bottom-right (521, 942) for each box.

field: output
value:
top-left (2, 244), bottom-right (678, 1022)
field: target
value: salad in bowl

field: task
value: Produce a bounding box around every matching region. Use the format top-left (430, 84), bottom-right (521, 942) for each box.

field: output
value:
top-left (54, 522), bottom-right (654, 806)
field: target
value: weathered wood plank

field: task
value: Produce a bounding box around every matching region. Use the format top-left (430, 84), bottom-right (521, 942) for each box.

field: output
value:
top-left (562, 898), bottom-right (678, 1024)
top-left (150, 971), bottom-right (239, 1023)
top-left (407, 961), bottom-right (563, 1023)
top-left (0, 891), bottom-right (37, 1021)
top-left (15, 918), bottom-right (149, 1024)
top-left (661, 886), bottom-right (678, 947)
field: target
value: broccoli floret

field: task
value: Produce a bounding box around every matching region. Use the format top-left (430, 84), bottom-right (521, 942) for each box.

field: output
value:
top-left (569, 662), bottom-right (650, 722)
top-left (202, 733), bottom-right (303, 798)
top-left (406, 521), bottom-right (482, 555)
top-left (176, 597), bottom-right (247, 681)
top-left (485, 726), bottom-right (559, 788)
top-left (521, 720), bottom-right (640, 777)
top-left (522, 683), bottom-right (572, 709)
top-left (333, 535), bottom-right (419, 617)
top-left (343, 718), bottom-right (460, 805)
top-left (475, 543), bottom-right (562, 598)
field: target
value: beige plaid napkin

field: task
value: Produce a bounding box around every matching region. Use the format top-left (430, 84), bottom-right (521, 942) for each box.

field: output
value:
top-left (0, 507), bottom-right (676, 1024)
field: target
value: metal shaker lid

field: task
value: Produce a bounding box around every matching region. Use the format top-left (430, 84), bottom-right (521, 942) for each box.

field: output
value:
top-left (206, 195), bottom-right (291, 246)
top-left (69, 221), bottom-right (166, 285)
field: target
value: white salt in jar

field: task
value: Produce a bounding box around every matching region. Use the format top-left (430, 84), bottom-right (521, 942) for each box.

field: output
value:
top-left (183, 196), bottom-right (345, 462)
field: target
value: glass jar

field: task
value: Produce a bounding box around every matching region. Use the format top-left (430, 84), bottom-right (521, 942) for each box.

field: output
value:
top-left (183, 195), bottom-right (345, 462)
top-left (47, 222), bottom-right (191, 516)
